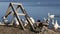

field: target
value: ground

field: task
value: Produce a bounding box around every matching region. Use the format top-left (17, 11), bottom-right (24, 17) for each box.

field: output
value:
top-left (0, 25), bottom-right (59, 34)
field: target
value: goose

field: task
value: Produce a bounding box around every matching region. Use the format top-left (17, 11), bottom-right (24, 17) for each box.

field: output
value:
top-left (21, 17), bottom-right (35, 26)
top-left (14, 17), bottom-right (19, 25)
top-left (52, 20), bottom-right (60, 29)
top-left (48, 13), bottom-right (55, 19)
top-left (21, 19), bottom-right (28, 27)
top-left (30, 17), bottom-right (35, 24)
top-left (52, 19), bottom-right (54, 25)
top-left (48, 13), bottom-right (55, 24)
top-left (3, 16), bottom-right (8, 23)
top-left (24, 20), bottom-right (28, 26)
top-left (44, 17), bottom-right (46, 21)
top-left (44, 17), bottom-right (50, 24)
top-left (29, 17), bottom-right (35, 26)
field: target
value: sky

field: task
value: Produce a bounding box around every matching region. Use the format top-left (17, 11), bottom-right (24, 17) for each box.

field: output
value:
top-left (0, 0), bottom-right (60, 2)
top-left (0, 0), bottom-right (60, 6)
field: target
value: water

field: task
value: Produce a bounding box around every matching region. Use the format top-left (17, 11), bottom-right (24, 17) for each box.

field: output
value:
top-left (0, 2), bottom-right (60, 26)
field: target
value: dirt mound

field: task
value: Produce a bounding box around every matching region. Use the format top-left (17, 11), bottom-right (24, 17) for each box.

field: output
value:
top-left (0, 26), bottom-right (37, 34)
top-left (0, 26), bottom-right (59, 34)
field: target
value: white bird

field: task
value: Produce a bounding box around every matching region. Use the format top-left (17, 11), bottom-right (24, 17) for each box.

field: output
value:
top-left (52, 20), bottom-right (60, 29)
top-left (44, 17), bottom-right (50, 24)
top-left (24, 20), bottom-right (28, 26)
top-left (52, 19), bottom-right (54, 25)
top-left (48, 13), bottom-right (55, 19)
top-left (44, 17), bottom-right (46, 21)
top-left (30, 17), bottom-right (35, 23)
top-left (14, 17), bottom-right (19, 25)
top-left (3, 16), bottom-right (8, 23)
top-left (21, 17), bottom-right (35, 26)
top-left (30, 17), bottom-right (35, 25)
top-left (49, 15), bottom-right (55, 19)
top-left (22, 19), bottom-right (28, 27)
top-left (44, 17), bottom-right (49, 24)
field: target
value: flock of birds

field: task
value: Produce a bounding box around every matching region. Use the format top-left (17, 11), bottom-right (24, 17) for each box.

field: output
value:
top-left (2, 16), bottom-right (35, 26)
top-left (2, 13), bottom-right (60, 30)
top-left (44, 13), bottom-right (60, 30)
top-left (12, 13), bottom-right (60, 30)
